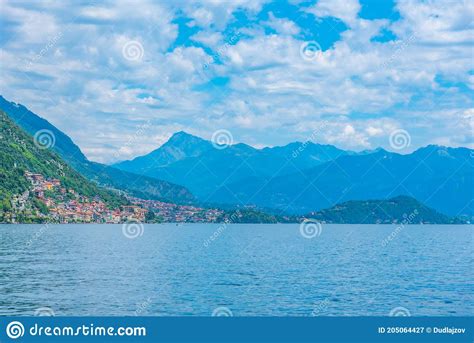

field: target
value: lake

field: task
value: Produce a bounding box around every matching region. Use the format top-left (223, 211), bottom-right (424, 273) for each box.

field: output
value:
top-left (0, 224), bottom-right (472, 316)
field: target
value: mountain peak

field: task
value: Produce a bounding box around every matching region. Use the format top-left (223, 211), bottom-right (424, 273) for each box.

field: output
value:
top-left (165, 131), bottom-right (209, 147)
top-left (170, 130), bottom-right (195, 138)
top-left (115, 130), bottom-right (213, 170)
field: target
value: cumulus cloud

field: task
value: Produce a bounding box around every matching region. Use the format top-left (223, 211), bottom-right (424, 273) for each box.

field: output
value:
top-left (0, 0), bottom-right (472, 163)
top-left (306, 0), bottom-right (361, 26)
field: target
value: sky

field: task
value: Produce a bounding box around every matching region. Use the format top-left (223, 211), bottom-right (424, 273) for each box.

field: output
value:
top-left (0, 0), bottom-right (473, 163)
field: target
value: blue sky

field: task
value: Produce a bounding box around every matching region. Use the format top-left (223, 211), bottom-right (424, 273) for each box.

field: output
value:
top-left (0, 0), bottom-right (473, 163)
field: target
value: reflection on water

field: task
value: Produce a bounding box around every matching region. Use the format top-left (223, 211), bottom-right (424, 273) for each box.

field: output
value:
top-left (0, 224), bottom-right (472, 316)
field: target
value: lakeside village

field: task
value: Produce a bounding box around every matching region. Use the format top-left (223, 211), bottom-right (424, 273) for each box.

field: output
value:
top-left (5, 171), bottom-right (225, 223)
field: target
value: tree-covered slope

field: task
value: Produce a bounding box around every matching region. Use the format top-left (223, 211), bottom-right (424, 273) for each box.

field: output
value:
top-left (0, 110), bottom-right (126, 216)
top-left (0, 95), bottom-right (194, 203)
top-left (306, 196), bottom-right (463, 224)
top-left (0, 96), bottom-right (87, 163)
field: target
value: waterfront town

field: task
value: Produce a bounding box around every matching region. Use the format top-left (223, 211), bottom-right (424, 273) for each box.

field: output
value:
top-left (4, 171), bottom-right (226, 223)
top-left (129, 197), bottom-right (224, 223)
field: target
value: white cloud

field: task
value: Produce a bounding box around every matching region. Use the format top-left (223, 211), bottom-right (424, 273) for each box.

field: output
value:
top-left (393, 0), bottom-right (474, 45)
top-left (191, 30), bottom-right (223, 47)
top-left (264, 12), bottom-right (300, 35)
top-left (182, 0), bottom-right (268, 29)
top-left (0, 0), bottom-right (472, 162)
top-left (80, 6), bottom-right (118, 20)
top-left (307, 0), bottom-right (361, 26)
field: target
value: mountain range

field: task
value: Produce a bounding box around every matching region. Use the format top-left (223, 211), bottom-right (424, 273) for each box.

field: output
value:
top-left (1, 95), bottom-right (472, 220)
top-left (114, 131), bottom-right (349, 199)
top-left (115, 132), bottom-right (473, 217)
top-left (211, 145), bottom-right (473, 216)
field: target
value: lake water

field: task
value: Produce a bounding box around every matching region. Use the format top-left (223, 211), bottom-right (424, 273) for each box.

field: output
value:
top-left (0, 224), bottom-right (472, 316)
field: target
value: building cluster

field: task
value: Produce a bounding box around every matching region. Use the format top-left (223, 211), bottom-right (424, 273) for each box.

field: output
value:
top-left (25, 171), bottom-right (62, 198)
top-left (20, 171), bottom-right (226, 224)
top-left (128, 197), bottom-right (224, 223)
top-left (23, 171), bottom-right (148, 223)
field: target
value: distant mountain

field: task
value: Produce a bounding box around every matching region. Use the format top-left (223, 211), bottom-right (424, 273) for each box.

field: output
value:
top-left (0, 110), bottom-right (126, 220)
top-left (114, 130), bottom-right (473, 217)
top-left (212, 146), bottom-right (473, 216)
top-left (4, 96), bottom-right (471, 218)
top-left (306, 196), bottom-right (462, 224)
top-left (0, 96), bottom-right (194, 203)
top-left (114, 131), bottom-right (349, 198)
top-left (116, 131), bottom-right (213, 173)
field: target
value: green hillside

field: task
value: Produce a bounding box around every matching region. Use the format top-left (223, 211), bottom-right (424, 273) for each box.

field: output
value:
top-left (306, 196), bottom-right (462, 224)
top-left (0, 110), bottom-right (126, 222)
top-left (0, 95), bottom-right (195, 204)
